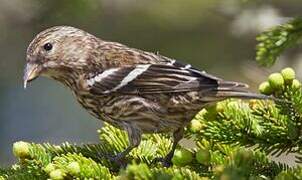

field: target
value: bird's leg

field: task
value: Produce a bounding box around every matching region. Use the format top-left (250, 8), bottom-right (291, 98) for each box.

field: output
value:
top-left (163, 128), bottom-right (184, 167)
top-left (153, 128), bottom-right (184, 167)
top-left (110, 124), bottom-right (142, 167)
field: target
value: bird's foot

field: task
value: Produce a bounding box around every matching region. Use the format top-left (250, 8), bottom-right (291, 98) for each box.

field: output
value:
top-left (152, 157), bottom-right (173, 167)
top-left (106, 153), bottom-right (128, 168)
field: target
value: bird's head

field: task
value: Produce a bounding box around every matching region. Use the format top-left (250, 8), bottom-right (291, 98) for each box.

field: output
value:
top-left (24, 26), bottom-right (98, 88)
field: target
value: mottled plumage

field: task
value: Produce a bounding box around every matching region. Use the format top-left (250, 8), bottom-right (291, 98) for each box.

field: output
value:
top-left (24, 26), bottom-right (268, 166)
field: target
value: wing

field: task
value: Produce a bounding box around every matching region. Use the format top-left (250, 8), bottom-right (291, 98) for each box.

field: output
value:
top-left (87, 63), bottom-right (248, 95)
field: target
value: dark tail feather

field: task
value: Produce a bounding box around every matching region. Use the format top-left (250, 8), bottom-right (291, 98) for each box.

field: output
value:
top-left (213, 90), bottom-right (272, 100)
top-left (205, 80), bottom-right (282, 102)
top-left (213, 89), bottom-right (287, 104)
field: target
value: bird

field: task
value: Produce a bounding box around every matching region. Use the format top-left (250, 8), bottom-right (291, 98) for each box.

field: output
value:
top-left (24, 26), bottom-right (269, 167)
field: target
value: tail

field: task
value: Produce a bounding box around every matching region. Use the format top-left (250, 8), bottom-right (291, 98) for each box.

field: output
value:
top-left (214, 90), bottom-right (273, 100)
top-left (204, 80), bottom-right (280, 102)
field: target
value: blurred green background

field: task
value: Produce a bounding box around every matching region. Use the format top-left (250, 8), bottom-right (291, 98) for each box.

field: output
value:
top-left (1, 0), bottom-right (302, 165)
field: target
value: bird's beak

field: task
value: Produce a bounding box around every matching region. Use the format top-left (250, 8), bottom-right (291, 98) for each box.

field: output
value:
top-left (23, 63), bottom-right (41, 89)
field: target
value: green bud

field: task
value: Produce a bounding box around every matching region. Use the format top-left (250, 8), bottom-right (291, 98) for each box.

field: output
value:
top-left (172, 148), bottom-right (193, 166)
top-left (292, 79), bottom-right (301, 89)
top-left (196, 148), bottom-right (211, 165)
top-left (258, 81), bottom-right (273, 95)
top-left (281, 67), bottom-right (295, 84)
top-left (195, 109), bottom-right (207, 119)
top-left (189, 120), bottom-right (203, 133)
top-left (206, 105), bottom-right (217, 114)
top-left (204, 105), bottom-right (218, 120)
top-left (215, 102), bottom-right (224, 113)
top-left (44, 163), bottom-right (56, 173)
top-left (66, 162), bottom-right (80, 175)
top-left (49, 169), bottom-right (65, 180)
top-left (268, 73), bottom-right (284, 90)
top-left (13, 141), bottom-right (30, 159)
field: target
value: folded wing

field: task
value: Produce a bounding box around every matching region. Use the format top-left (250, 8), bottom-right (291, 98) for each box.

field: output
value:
top-left (87, 63), bottom-right (248, 95)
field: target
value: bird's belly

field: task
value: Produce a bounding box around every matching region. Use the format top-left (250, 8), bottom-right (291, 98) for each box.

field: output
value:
top-left (101, 95), bottom-right (182, 133)
top-left (77, 92), bottom-right (205, 133)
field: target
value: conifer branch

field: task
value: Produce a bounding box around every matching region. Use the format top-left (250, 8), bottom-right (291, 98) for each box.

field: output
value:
top-left (256, 17), bottom-right (302, 66)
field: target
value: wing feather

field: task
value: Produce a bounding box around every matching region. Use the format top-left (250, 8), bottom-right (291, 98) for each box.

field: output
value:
top-left (88, 63), bottom-right (224, 95)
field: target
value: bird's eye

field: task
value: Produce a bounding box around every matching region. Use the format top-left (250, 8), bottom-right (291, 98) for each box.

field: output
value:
top-left (43, 43), bottom-right (53, 51)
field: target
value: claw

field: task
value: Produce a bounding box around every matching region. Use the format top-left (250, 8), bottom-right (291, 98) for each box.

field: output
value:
top-left (107, 153), bottom-right (128, 168)
top-left (152, 157), bottom-right (173, 167)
